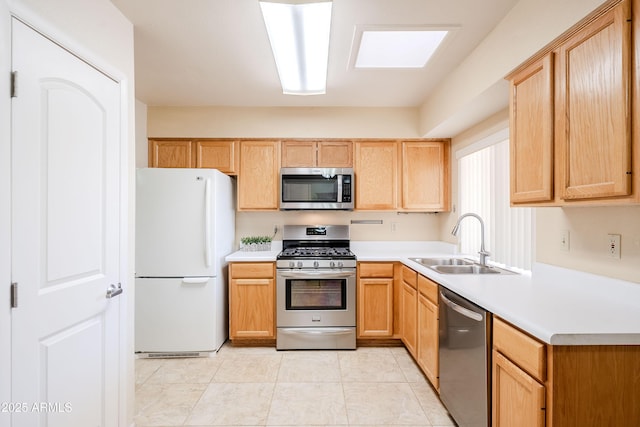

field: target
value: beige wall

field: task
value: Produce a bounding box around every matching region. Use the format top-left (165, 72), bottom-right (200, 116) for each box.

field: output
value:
top-left (148, 106), bottom-right (420, 138)
top-left (142, 0), bottom-right (640, 285)
top-left (537, 207), bottom-right (640, 283)
top-left (447, 110), bottom-right (640, 284)
top-left (418, 0), bottom-right (607, 137)
top-left (145, 105), bottom-right (443, 245)
top-left (236, 210), bottom-right (442, 248)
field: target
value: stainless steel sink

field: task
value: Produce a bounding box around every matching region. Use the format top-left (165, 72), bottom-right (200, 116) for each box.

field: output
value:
top-left (409, 257), bottom-right (516, 275)
top-left (431, 265), bottom-right (498, 274)
top-left (410, 257), bottom-right (474, 267)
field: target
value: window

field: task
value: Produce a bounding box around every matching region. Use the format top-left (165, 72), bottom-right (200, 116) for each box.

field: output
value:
top-left (457, 132), bottom-right (533, 271)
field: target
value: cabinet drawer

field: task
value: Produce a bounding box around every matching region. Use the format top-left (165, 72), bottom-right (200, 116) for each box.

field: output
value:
top-left (418, 274), bottom-right (438, 304)
top-left (230, 262), bottom-right (274, 279)
top-left (359, 262), bottom-right (394, 278)
top-left (493, 317), bottom-right (546, 382)
top-left (401, 265), bottom-right (417, 288)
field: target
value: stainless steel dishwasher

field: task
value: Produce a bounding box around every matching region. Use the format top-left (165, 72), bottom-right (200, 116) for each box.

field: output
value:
top-left (439, 286), bottom-right (490, 427)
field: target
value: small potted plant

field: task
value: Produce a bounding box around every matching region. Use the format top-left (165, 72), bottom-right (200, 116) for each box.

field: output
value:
top-left (240, 235), bottom-right (272, 252)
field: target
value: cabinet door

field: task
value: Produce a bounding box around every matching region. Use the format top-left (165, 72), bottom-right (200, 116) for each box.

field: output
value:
top-left (493, 350), bottom-right (545, 427)
top-left (401, 141), bottom-right (450, 211)
top-left (317, 141), bottom-right (353, 167)
top-left (229, 277), bottom-right (275, 339)
top-left (355, 141), bottom-right (398, 210)
top-left (357, 277), bottom-right (394, 337)
top-left (417, 292), bottom-right (439, 389)
top-left (281, 141), bottom-right (316, 167)
top-left (195, 140), bottom-right (237, 174)
top-left (509, 54), bottom-right (554, 204)
top-left (148, 139), bottom-right (194, 168)
top-left (556, 1), bottom-right (632, 200)
top-left (238, 140), bottom-right (280, 210)
top-left (401, 281), bottom-right (418, 357)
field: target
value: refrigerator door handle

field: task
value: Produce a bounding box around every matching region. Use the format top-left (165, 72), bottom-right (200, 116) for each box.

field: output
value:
top-left (182, 278), bottom-right (210, 285)
top-left (205, 178), bottom-right (212, 268)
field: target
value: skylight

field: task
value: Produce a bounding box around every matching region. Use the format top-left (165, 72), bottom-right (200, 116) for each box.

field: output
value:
top-left (355, 29), bottom-right (449, 69)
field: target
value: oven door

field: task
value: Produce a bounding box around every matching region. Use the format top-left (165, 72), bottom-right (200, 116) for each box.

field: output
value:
top-left (276, 269), bottom-right (356, 328)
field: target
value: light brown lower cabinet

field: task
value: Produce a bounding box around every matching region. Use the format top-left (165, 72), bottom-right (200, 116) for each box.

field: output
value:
top-left (493, 316), bottom-right (640, 426)
top-left (400, 266), bottom-right (418, 357)
top-left (229, 262), bottom-right (275, 341)
top-left (416, 275), bottom-right (439, 389)
top-left (356, 262), bottom-right (395, 338)
top-left (493, 350), bottom-right (545, 427)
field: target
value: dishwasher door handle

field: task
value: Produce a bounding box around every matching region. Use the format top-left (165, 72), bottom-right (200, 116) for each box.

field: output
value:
top-left (440, 291), bottom-right (483, 322)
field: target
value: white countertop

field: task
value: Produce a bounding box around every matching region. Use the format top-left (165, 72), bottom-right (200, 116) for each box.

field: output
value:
top-left (226, 240), bottom-right (640, 346)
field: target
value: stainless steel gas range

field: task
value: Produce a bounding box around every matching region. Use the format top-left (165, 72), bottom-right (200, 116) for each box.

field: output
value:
top-left (276, 225), bottom-right (357, 350)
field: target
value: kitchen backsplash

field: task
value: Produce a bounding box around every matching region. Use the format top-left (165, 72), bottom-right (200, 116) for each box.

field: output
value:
top-left (235, 211), bottom-right (443, 246)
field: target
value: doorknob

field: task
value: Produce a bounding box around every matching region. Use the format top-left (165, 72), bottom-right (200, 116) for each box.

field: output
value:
top-left (106, 283), bottom-right (123, 299)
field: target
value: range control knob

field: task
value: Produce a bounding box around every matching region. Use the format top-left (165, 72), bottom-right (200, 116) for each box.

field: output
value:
top-left (289, 261), bottom-right (295, 268)
top-left (313, 261), bottom-right (319, 268)
top-left (296, 261), bottom-right (303, 268)
top-left (337, 261), bottom-right (344, 268)
top-left (329, 261), bottom-right (336, 268)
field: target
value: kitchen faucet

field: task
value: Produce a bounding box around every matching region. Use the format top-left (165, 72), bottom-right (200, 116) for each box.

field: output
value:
top-left (451, 213), bottom-right (490, 267)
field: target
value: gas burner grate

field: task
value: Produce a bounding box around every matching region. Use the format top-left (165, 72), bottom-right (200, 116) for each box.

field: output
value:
top-left (279, 247), bottom-right (355, 259)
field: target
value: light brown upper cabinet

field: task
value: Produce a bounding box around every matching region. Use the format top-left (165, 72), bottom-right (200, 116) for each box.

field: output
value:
top-left (281, 140), bottom-right (353, 167)
top-left (148, 139), bottom-right (195, 168)
top-left (556, 0), bottom-right (632, 201)
top-left (354, 141), bottom-right (398, 210)
top-left (237, 140), bottom-right (280, 211)
top-left (401, 141), bottom-right (450, 211)
top-left (509, 54), bottom-right (554, 204)
top-left (194, 140), bottom-right (237, 175)
top-left (148, 139), bottom-right (237, 174)
top-left (507, 0), bottom-right (639, 206)
top-left (354, 140), bottom-right (450, 211)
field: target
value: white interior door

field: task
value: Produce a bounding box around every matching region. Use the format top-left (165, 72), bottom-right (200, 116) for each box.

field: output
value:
top-left (10, 18), bottom-right (121, 427)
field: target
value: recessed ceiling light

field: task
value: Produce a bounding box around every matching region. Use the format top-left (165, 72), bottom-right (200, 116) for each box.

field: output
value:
top-left (259, 0), bottom-right (333, 95)
top-left (355, 29), bottom-right (449, 69)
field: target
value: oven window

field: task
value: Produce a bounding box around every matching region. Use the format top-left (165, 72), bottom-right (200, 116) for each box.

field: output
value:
top-left (286, 279), bottom-right (346, 310)
top-left (281, 175), bottom-right (338, 203)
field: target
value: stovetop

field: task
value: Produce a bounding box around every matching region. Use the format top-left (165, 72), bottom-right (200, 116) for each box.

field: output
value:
top-left (278, 246), bottom-right (355, 259)
top-left (277, 225), bottom-right (356, 269)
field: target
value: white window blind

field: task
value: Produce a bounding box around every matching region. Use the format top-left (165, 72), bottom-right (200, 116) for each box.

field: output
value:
top-left (458, 138), bottom-right (532, 271)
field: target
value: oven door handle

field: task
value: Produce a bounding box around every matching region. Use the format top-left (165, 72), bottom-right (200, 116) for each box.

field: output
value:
top-left (278, 271), bottom-right (356, 279)
top-left (279, 327), bottom-right (354, 336)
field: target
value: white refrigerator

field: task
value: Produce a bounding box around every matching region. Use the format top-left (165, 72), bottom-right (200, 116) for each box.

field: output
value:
top-left (135, 168), bottom-right (235, 355)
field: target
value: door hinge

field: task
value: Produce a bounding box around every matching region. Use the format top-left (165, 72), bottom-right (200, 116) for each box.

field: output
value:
top-left (10, 282), bottom-right (18, 308)
top-left (10, 71), bottom-right (17, 98)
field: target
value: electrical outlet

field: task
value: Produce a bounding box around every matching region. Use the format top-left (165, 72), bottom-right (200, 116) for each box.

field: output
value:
top-left (608, 234), bottom-right (621, 259)
top-left (391, 222), bottom-right (398, 232)
top-left (560, 230), bottom-right (570, 252)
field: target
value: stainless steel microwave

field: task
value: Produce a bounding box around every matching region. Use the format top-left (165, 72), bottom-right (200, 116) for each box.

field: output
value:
top-left (280, 168), bottom-right (354, 210)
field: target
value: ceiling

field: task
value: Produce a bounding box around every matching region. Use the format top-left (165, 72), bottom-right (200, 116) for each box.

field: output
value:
top-left (111, 0), bottom-right (519, 108)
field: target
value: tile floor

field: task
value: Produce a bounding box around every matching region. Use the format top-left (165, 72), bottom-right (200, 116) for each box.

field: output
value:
top-left (135, 343), bottom-right (456, 427)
